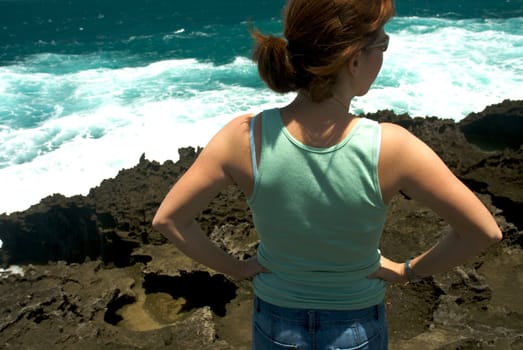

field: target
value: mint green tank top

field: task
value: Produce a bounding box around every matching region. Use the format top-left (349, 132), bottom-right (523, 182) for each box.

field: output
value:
top-left (247, 108), bottom-right (388, 310)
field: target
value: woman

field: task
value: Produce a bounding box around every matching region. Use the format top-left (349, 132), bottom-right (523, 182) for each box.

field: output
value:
top-left (152, 0), bottom-right (502, 348)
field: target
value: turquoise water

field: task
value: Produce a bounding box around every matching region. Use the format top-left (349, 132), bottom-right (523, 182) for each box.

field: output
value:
top-left (0, 0), bottom-right (522, 214)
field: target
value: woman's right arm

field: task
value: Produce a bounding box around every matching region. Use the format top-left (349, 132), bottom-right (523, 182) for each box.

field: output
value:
top-left (369, 123), bottom-right (502, 283)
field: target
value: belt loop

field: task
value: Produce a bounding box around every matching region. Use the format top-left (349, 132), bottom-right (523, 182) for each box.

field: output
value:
top-left (375, 304), bottom-right (380, 320)
top-left (255, 296), bottom-right (260, 312)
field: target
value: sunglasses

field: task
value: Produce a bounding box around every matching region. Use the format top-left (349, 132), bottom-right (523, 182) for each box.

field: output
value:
top-left (365, 34), bottom-right (390, 52)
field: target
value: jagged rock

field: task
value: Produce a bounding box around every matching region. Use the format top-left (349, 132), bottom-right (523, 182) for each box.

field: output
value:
top-left (459, 99), bottom-right (523, 151)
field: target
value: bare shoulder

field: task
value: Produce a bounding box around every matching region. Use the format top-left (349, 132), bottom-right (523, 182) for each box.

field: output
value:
top-left (379, 121), bottom-right (441, 166)
top-left (379, 122), bottom-right (416, 148)
top-left (378, 122), bottom-right (422, 168)
top-left (380, 121), bottom-right (478, 217)
top-left (222, 113), bottom-right (255, 131)
top-left (193, 112), bottom-right (256, 183)
top-left (208, 113), bottom-right (255, 147)
top-left (202, 113), bottom-right (254, 148)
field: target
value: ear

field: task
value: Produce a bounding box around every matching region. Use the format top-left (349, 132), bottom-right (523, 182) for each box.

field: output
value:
top-left (348, 51), bottom-right (362, 77)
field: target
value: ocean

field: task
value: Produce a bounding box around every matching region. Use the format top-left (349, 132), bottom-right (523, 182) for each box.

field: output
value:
top-left (0, 0), bottom-right (522, 216)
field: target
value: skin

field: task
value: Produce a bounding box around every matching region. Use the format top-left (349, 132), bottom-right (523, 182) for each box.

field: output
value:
top-left (152, 27), bottom-right (502, 283)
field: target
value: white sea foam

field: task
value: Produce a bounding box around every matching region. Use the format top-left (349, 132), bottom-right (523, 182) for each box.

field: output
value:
top-left (0, 57), bottom-right (290, 214)
top-left (0, 265), bottom-right (24, 278)
top-left (352, 18), bottom-right (523, 118)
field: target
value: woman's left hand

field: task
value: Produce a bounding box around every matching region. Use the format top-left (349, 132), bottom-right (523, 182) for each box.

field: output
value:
top-left (236, 255), bottom-right (271, 280)
top-left (367, 255), bottom-right (408, 284)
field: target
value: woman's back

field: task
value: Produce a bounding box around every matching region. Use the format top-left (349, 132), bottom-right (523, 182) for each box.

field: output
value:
top-left (248, 108), bottom-right (387, 309)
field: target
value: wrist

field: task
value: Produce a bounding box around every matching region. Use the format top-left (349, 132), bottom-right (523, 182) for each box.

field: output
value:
top-left (233, 257), bottom-right (256, 281)
top-left (404, 259), bottom-right (422, 283)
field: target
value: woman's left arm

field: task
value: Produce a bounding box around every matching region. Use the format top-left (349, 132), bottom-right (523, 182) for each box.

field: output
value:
top-left (152, 115), bottom-right (266, 280)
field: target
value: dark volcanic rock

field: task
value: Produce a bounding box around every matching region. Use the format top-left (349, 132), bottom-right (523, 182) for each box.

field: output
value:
top-left (0, 196), bottom-right (102, 265)
top-left (459, 99), bottom-right (523, 151)
top-left (0, 149), bottom-right (200, 267)
top-left (0, 100), bottom-right (522, 349)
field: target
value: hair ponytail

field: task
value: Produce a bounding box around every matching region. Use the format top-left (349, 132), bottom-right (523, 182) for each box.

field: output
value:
top-left (250, 0), bottom-right (394, 102)
top-left (251, 30), bottom-right (297, 94)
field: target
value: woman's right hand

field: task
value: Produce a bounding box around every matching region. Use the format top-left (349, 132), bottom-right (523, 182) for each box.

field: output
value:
top-left (367, 255), bottom-right (408, 284)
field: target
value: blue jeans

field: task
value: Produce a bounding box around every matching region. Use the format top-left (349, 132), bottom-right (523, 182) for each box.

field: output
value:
top-left (252, 296), bottom-right (388, 350)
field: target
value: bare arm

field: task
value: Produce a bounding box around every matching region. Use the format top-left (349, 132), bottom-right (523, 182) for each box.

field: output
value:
top-left (370, 123), bottom-right (502, 283)
top-left (152, 115), bottom-right (267, 280)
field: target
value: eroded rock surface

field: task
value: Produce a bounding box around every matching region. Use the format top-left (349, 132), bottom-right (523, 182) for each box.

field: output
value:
top-left (0, 100), bottom-right (522, 349)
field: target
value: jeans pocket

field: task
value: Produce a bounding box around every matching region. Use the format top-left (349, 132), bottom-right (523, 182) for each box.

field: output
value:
top-left (253, 323), bottom-right (300, 349)
top-left (323, 319), bottom-right (385, 350)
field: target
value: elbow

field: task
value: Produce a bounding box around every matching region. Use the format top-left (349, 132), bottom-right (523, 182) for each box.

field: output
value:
top-left (151, 213), bottom-right (170, 234)
top-left (152, 215), bottom-right (177, 243)
top-left (152, 212), bottom-right (190, 241)
top-left (488, 226), bottom-right (503, 243)
top-left (455, 223), bottom-right (503, 249)
top-left (478, 225), bottom-right (503, 247)
top-left (151, 217), bottom-right (161, 232)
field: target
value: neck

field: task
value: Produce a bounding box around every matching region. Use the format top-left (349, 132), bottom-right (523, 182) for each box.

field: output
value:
top-left (280, 92), bottom-right (358, 148)
top-left (293, 92), bottom-right (352, 114)
top-left (283, 93), bottom-right (356, 128)
top-left (330, 94), bottom-right (350, 113)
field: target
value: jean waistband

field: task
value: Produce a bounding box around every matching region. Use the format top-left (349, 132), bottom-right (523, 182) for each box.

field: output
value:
top-left (254, 296), bottom-right (383, 324)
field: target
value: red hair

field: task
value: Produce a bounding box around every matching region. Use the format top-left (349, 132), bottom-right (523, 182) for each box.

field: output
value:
top-left (252, 0), bottom-right (395, 101)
